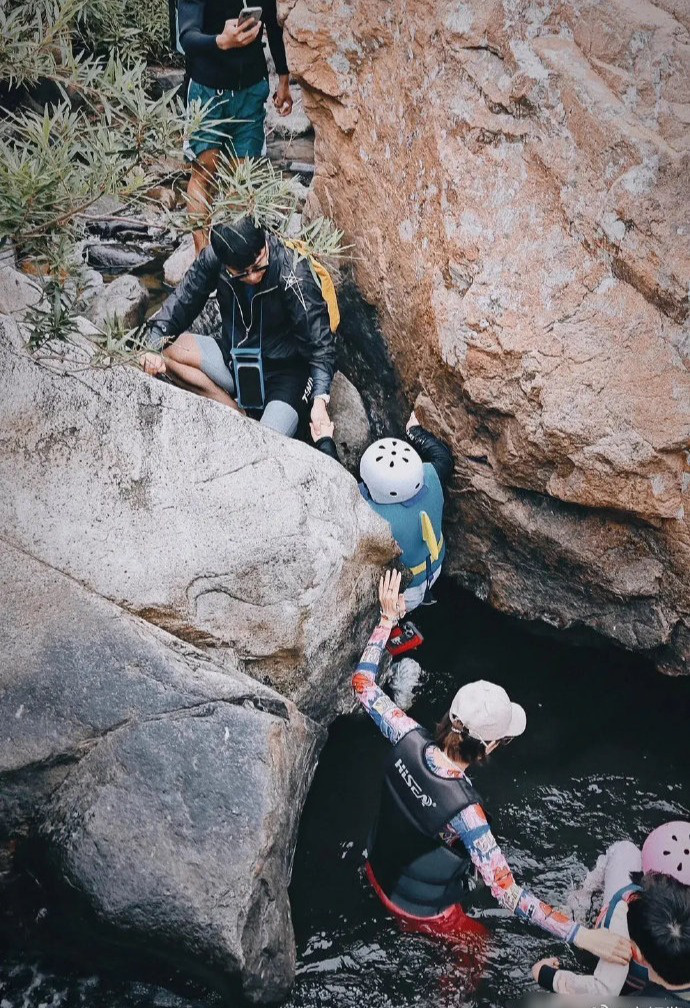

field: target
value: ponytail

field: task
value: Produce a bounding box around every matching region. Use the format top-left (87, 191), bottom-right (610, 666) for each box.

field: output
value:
top-left (435, 711), bottom-right (487, 766)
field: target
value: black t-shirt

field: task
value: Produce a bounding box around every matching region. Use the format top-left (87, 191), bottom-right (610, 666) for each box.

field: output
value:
top-left (178, 0), bottom-right (288, 91)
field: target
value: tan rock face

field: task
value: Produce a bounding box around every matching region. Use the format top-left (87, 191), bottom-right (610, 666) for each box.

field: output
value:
top-left (281, 0), bottom-right (690, 672)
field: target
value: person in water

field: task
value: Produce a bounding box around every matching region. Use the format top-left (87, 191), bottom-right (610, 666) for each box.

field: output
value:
top-left (532, 820), bottom-right (690, 998)
top-left (141, 216), bottom-right (334, 438)
top-left (352, 569), bottom-right (632, 964)
top-left (313, 410), bottom-right (452, 656)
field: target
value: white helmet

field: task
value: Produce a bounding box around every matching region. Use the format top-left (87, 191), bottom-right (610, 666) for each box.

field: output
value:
top-left (360, 438), bottom-right (424, 504)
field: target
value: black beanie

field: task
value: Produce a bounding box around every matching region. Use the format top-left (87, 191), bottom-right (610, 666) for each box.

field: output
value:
top-left (210, 217), bottom-right (266, 269)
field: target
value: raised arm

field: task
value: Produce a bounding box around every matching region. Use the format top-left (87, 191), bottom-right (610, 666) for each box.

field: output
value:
top-left (440, 804), bottom-right (631, 963)
top-left (405, 412), bottom-right (454, 490)
top-left (351, 571), bottom-right (419, 745)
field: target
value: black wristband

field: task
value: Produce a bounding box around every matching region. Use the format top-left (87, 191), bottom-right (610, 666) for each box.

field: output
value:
top-left (537, 965), bottom-right (557, 992)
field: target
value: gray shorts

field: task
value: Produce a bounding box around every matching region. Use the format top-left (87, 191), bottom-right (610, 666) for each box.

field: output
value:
top-left (194, 335), bottom-right (306, 439)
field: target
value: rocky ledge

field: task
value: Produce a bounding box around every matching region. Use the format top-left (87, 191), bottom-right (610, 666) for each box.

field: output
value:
top-left (0, 314), bottom-right (395, 998)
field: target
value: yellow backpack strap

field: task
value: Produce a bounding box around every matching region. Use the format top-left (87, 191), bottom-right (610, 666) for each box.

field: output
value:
top-left (420, 511), bottom-right (441, 564)
top-left (284, 238), bottom-right (340, 332)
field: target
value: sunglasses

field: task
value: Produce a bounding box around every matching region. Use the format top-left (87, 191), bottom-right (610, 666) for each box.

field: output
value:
top-left (227, 258), bottom-right (269, 281)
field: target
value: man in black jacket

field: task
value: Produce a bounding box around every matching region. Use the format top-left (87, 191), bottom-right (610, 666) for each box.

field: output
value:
top-left (177, 0), bottom-right (293, 254)
top-left (142, 217), bottom-right (334, 438)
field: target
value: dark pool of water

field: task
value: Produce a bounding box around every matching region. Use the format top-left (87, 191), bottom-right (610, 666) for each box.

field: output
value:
top-left (1, 581), bottom-right (688, 1007)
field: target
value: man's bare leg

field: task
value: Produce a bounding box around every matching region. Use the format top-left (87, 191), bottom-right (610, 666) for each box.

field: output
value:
top-left (187, 149), bottom-right (219, 256)
top-left (162, 333), bottom-right (239, 408)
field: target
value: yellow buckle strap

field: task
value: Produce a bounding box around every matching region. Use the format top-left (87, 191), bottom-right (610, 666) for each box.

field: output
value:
top-left (409, 535), bottom-right (444, 576)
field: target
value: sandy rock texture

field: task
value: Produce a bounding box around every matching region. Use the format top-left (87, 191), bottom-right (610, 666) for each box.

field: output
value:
top-left (0, 539), bottom-right (321, 1002)
top-left (0, 317), bottom-right (395, 719)
top-left (281, 0), bottom-right (690, 673)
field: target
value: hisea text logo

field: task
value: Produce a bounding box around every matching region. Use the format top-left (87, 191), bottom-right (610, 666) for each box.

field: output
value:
top-left (394, 758), bottom-right (437, 808)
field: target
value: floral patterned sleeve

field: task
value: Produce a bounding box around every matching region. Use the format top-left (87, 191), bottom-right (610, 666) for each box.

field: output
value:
top-left (351, 622), bottom-right (419, 745)
top-left (443, 803), bottom-right (580, 943)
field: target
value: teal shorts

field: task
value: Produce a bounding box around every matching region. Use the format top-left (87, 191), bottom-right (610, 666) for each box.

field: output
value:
top-left (184, 78), bottom-right (270, 161)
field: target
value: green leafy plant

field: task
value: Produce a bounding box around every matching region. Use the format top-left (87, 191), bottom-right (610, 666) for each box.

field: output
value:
top-left (173, 153), bottom-right (349, 261)
top-left (77, 0), bottom-right (173, 62)
top-left (0, 0), bottom-right (212, 351)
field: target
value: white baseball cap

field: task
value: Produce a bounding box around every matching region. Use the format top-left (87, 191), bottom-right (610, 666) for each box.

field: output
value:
top-left (449, 680), bottom-right (527, 745)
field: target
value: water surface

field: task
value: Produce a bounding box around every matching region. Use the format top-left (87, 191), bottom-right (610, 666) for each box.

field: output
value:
top-left (2, 581), bottom-right (688, 1007)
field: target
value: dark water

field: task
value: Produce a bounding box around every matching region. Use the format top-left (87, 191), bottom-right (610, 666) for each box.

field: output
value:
top-left (2, 581), bottom-right (688, 1007)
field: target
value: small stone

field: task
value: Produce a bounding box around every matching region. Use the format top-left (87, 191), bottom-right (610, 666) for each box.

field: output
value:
top-left (329, 372), bottom-right (372, 474)
top-left (88, 274), bottom-right (149, 330)
top-left (85, 241), bottom-right (159, 273)
top-left (163, 235), bottom-right (196, 287)
top-left (147, 66), bottom-right (186, 99)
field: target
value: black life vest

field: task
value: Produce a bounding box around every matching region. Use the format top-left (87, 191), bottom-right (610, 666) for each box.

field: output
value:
top-left (367, 727), bottom-right (484, 917)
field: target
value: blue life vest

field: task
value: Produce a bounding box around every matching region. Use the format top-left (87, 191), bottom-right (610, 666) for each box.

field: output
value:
top-left (360, 463), bottom-right (446, 589)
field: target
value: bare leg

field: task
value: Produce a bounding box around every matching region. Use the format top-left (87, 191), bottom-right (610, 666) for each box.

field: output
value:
top-left (163, 332), bottom-right (239, 409)
top-left (187, 149), bottom-right (219, 256)
top-left (601, 841), bottom-right (642, 903)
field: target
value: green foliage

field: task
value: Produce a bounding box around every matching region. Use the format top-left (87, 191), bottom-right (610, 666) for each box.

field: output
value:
top-left (0, 0), bottom-right (348, 363)
top-left (0, 0), bottom-right (211, 351)
top-left (176, 154), bottom-right (349, 262)
top-left (23, 272), bottom-right (88, 351)
top-left (77, 0), bottom-right (173, 62)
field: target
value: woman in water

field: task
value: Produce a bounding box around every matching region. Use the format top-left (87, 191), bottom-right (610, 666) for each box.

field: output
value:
top-left (352, 569), bottom-right (632, 964)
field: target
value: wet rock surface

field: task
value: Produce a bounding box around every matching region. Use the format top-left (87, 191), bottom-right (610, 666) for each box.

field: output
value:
top-left (0, 540), bottom-right (321, 1002)
top-left (0, 316), bottom-right (395, 719)
top-left (283, 0), bottom-right (690, 673)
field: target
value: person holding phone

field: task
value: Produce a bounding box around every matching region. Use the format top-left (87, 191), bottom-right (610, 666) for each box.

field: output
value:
top-left (177, 0), bottom-right (294, 254)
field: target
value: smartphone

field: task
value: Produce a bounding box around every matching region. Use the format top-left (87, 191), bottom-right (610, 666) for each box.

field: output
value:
top-left (238, 6), bottom-right (262, 25)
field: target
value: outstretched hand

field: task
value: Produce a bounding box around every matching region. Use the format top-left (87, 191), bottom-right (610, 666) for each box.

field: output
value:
top-left (378, 569), bottom-right (406, 624)
top-left (574, 926), bottom-right (632, 965)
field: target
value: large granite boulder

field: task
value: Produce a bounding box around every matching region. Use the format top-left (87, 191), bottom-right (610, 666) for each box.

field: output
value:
top-left (0, 540), bottom-right (322, 1002)
top-left (0, 317), bottom-right (395, 720)
top-left (281, 0), bottom-right (690, 673)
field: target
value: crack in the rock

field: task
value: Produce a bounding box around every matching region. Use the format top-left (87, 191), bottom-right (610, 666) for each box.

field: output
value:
top-left (2, 696), bottom-right (292, 813)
